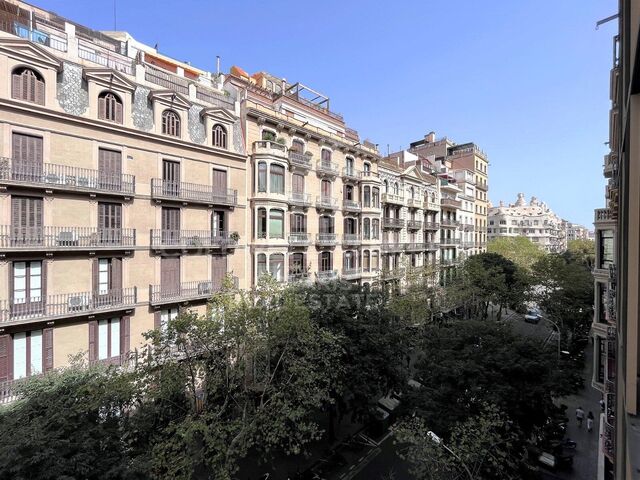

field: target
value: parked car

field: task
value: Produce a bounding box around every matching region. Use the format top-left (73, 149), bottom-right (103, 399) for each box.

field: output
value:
top-left (524, 308), bottom-right (542, 324)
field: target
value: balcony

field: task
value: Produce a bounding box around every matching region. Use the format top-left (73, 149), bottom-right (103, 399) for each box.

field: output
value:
top-left (288, 151), bottom-right (312, 171)
top-left (423, 222), bottom-right (440, 230)
top-left (360, 171), bottom-right (380, 182)
top-left (316, 161), bottom-right (340, 178)
top-left (288, 192), bottom-right (313, 207)
top-left (381, 193), bottom-right (405, 205)
top-left (316, 196), bottom-right (339, 210)
top-left (0, 226), bottom-right (136, 252)
top-left (380, 267), bottom-right (405, 280)
top-left (316, 233), bottom-right (338, 246)
top-left (424, 242), bottom-right (439, 251)
top-left (361, 268), bottom-right (380, 278)
top-left (342, 234), bottom-right (362, 246)
top-left (381, 243), bottom-right (403, 253)
top-left (316, 270), bottom-right (338, 282)
top-left (441, 197), bottom-right (462, 209)
top-left (151, 179), bottom-right (237, 207)
top-left (603, 153), bottom-right (618, 178)
top-left (0, 287), bottom-right (137, 325)
top-left (423, 199), bottom-right (440, 211)
top-left (440, 258), bottom-right (458, 267)
top-left (149, 278), bottom-right (238, 306)
top-left (288, 233), bottom-right (311, 246)
top-left (461, 241), bottom-right (475, 248)
top-left (341, 268), bottom-right (362, 280)
top-left (440, 218), bottom-right (460, 228)
top-left (406, 198), bottom-right (422, 209)
top-left (252, 140), bottom-right (287, 158)
top-left (404, 242), bottom-right (424, 252)
top-left (342, 200), bottom-right (362, 212)
top-left (594, 208), bottom-right (613, 223)
top-left (382, 217), bottom-right (404, 229)
top-left (342, 168), bottom-right (361, 182)
top-left (463, 224), bottom-right (475, 232)
top-left (150, 230), bottom-right (238, 250)
top-left (407, 219), bottom-right (422, 230)
top-left (0, 159), bottom-right (135, 197)
top-left (440, 238), bottom-right (461, 246)
top-left (288, 271), bottom-right (311, 283)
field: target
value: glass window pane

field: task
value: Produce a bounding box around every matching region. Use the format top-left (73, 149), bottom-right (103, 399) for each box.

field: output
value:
top-left (13, 332), bottom-right (27, 379)
top-left (98, 319), bottom-right (108, 360)
top-left (110, 318), bottom-right (120, 358)
top-left (30, 330), bottom-right (42, 374)
top-left (269, 210), bottom-right (284, 238)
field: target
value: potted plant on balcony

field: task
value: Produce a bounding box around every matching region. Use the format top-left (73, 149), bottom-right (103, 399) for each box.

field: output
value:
top-left (229, 231), bottom-right (240, 244)
top-left (275, 137), bottom-right (286, 145)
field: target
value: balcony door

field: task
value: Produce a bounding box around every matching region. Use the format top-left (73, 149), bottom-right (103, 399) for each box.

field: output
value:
top-left (98, 202), bottom-right (122, 246)
top-left (161, 207), bottom-right (180, 245)
top-left (319, 216), bottom-right (333, 234)
top-left (292, 174), bottom-right (304, 198)
top-left (321, 180), bottom-right (331, 201)
top-left (12, 132), bottom-right (42, 182)
top-left (98, 148), bottom-right (122, 191)
top-left (162, 159), bottom-right (180, 197)
top-left (212, 210), bottom-right (225, 240)
top-left (11, 196), bottom-right (42, 247)
top-left (289, 252), bottom-right (306, 277)
top-left (11, 260), bottom-right (45, 318)
top-left (93, 257), bottom-right (122, 306)
top-left (211, 255), bottom-right (227, 291)
top-left (161, 256), bottom-right (180, 297)
top-left (212, 169), bottom-right (227, 201)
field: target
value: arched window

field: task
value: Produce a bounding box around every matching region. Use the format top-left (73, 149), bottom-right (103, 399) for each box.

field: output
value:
top-left (344, 184), bottom-right (354, 201)
top-left (344, 250), bottom-right (356, 269)
top-left (212, 124), bottom-right (227, 148)
top-left (372, 219), bottom-right (380, 239)
top-left (319, 251), bottom-right (332, 272)
top-left (372, 250), bottom-right (379, 269)
top-left (410, 186), bottom-right (415, 199)
top-left (98, 91), bottom-right (123, 123)
top-left (363, 162), bottom-right (371, 174)
top-left (363, 186), bottom-right (371, 207)
top-left (269, 209), bottom-right (284, 238)
top-left (372, 188), bottom-right (380, 208)
top-left (363, 218), bottom-right (371, 239)
top-left (257, 162), bottom-right (267, 192)
top-left (383, 180), bottom-right (389, 193)
top-left (12, 67), bottom-right (44, 105)
top-left (162, 110), bottom-right (181, 137)
top-left (394, 182), bottom-right (399, 195)
top-left (345, 157), bottom-right (354, 176)
top-left (291, 139), bottom-right (304, 153)
top-left (321, 179), bottom-right (331, 199)
top-left (270, 164), bottom-right (285, 194)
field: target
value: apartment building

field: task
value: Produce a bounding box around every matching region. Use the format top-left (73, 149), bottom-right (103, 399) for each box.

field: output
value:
top-left (377, 150), bottom-right (441, 289)
top-left (0, 1), bottom-right (247, 385)
top-left (409, 131), bottom-right (489, 253)
top-left (225, 68), bottom-right (382, 288)
top-left (592, 3), bottom-right (640, 477)
top-left (565, 222), bottom-right (593, 242)
top-left (487, 194), bottom-right (567, 252)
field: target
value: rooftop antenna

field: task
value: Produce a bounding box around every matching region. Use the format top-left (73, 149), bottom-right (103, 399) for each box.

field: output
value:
top-left (595, 13), bottom-right (618, 30)
top-left (216, 55), bottom-right (220, 75)
top-left (113, 0), bottom-right (117, 30)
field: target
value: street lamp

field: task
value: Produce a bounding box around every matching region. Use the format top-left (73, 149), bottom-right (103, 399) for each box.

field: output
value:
top-left (427, 430), bottom-right (474, 480)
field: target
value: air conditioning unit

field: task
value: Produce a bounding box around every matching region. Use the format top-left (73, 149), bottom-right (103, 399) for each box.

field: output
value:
top-left (198, 282), bottom-right (212, 295)
top-left (58, 231), bottom-right (78, 246)
top-left (68, 294), bottom-right (89, 311)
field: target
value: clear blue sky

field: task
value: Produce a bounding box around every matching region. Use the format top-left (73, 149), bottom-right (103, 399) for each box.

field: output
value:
top-left (36, 0), bottom-right (616, 227)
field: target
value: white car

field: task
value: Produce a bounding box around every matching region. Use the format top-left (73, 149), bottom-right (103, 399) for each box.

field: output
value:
top-left (524, 309), bottom-right (542, 324)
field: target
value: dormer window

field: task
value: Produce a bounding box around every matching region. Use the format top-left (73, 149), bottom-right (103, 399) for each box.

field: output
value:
top-left (12, 67), bottom-right (44, 105)
top-left (98, 91), bottom-right (123, 123)
top-left (162, 110), bottom-right (181, 137)
top-left (212, 124), bottom-right (227, 148)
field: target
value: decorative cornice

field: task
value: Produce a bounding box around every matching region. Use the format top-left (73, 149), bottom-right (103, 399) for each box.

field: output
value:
top-left (0, 38), bottom-right (62, 71)
top-left (83, 68), bottom-right (136, 93)
top-left (200, 107), bottom-right (236, 122)
top-left (148, 89), bottom-right (192, 110)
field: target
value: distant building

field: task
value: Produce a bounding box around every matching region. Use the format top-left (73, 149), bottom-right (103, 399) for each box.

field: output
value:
top-left (565, 222), bottom-right (593, 242)
top-left (487, 193), bottom-right (566, 252)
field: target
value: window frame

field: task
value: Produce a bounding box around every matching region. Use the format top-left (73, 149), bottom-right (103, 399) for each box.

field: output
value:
top-left (161, 109), bottom-right (181, 137)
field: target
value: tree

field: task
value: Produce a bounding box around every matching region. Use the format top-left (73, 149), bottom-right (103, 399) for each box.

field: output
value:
top-left (566, 239), bottom-right (596, 270)
top-left (395, 403), bottom-right (526, 480)
top-left (487, 237), bottom-right (546, 272)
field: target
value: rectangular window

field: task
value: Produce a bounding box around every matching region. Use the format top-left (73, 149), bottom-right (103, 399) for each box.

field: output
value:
top-left (98, 259), bottom-right (110, 294)
top-left (97, 318), bottom-right (122, 360)
top-left (269, 210), bottom-right (284, 238)
top-left (270, 164), bottom-right (285, 194)
top-left (13, 329), bottom-right (43, 378)
top-left (599, 230), bottom-right (614, 268)
top-left (257, 209), bottom-right (267, 238)
top-left (258, 163), bottom-right (267, 192)
top-left (13, 260), bottom-right (42, 304)
top-left (291, 214), bottom-right (306, 233)
top-left (161, 308), bottom-right (179, 332)
top-left (98, 149), bottom-right (122, 191)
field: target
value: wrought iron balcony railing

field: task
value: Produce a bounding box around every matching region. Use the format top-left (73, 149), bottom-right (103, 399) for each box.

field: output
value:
top-left (149, 277), bottom-right (238, 305)
top-left (288, 192), bottom-right (313, 207)
top-left (316, 196), bottom-right (339, 210)
top-left (382, 217), bottom-right (404, 228)
top-left (0, 159), bottom-right (135, 196)
top-left (342, 234), bottom-right (362, 246)
top-left (0, 226), bottom-right (136, 250)
top-left (288, 233), bottom-right (310, 246)
top-left (316, 160), bottom-right (340, 177)
top-left (316, 233), bottom-right (338, 246)
top-left (150, 230), bottom-right (238, 249)
top-left (0, 287), bottom-right (137, 324)
top-left (407, 219), bottom-right (422, 230)
top-left (342, 200), bottom-right (361, 212)
top-left (342, 168), bottom-right (361, 181)
top-left (423, 221), bottom-right (440, 230)
top-left (151, 179), bottom-right (237, 206)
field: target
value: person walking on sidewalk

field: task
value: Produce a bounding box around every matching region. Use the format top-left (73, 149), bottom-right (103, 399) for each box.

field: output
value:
top-left (587, 411), bottom-right (594, 432)
top-left (576, 406), bottom-right (585, 427)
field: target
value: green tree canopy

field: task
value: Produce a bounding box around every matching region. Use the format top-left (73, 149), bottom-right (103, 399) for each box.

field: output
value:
top-left (487, 236), bottom-right (546, 271)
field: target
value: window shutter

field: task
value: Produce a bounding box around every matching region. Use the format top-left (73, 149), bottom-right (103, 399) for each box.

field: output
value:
top-left (43, 327), bottom-right (53, 372)
top-left (120, 316), bottom-right (130, 356)
top-left (88, 320), bottom-right (97, 361)
top-left (115, 101), bottom-right (123, 124)
top-left (41, 260), bottom-right (47, 301)
top-left (111, 257), bottom-right (122, 291)
top-left (92, 258), bottom-right (99, 293)
top-left (154, 310), bottom-right (161, 330)
top-left (0, 335), bottom-right (10, 381)
top-left (11, 73), bottom-right (22, 100)
top-left (34, 78), bottom-right (44, 105)
top-left (98, 95), bottom-right (106, 119)
top-left (289, 213), bottom-right (294, 233)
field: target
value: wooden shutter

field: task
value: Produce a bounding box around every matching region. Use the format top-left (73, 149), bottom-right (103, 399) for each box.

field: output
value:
top-left (154, 311), bottom-right (161, 330)
top-left (161, 257), bottom-right (180, 293)
top-left (34, 78), bottom-right (45, 105)
top-left (212, 255), bottom-right (227, 290)
top-left (43, 327), bottom-right (53, 372)
top-left (162, 207), bottom-right (180, 231)
top-left (12, 133), bottom-right (43, 172)
top-left (98, 203), bottom-right (122, 230)
top-left (292, 174), bottom-right (304, 194)
top-left (98, 149), bottom-right (122, 190)
top-left (92, 258), bottom-right (99, 293)
top-left (0, 335), bottom-right (10, 381)
top-left (111, 258), bottom-right (122, 291)
top-left (88, 320), bottom-right (98, 362)
top-left (11, 72), bottom-right (22, 100)
top-left (120, 316), bottom-right (130, 355)
top-left (98, 95), bottom-right (106, 119)
top-left (115, 101), bottom-right (123, 124)
top-left (212, 169), bottom-right (226, 193)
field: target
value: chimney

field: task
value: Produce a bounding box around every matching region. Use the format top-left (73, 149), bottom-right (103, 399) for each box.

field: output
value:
top-left (425, 131), bottom-right (436, 143)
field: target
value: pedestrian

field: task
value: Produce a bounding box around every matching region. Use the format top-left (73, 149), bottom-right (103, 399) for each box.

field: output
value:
top-left (576, 406), bottom-right (585, 427)
top-left (587, 411), bottom-right (594, 432)
top-left (600, 398), bottom-right (605, 412)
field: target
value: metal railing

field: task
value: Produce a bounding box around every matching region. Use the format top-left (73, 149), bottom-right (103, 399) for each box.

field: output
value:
top-left (195, 87), bottom-right (235, 109)
top-left (424, 242), bottom-right (439, 250)
top-left (150, 230), bottom-right (238, 248)
top-left (441, 197), bottom-right (462, 208)
top-left (423, 221), bottom-right (440, 230)
top-left (381, 193), bottom-right (405, 205)
top-left (253, 140), bottom-right (287, 154)
top-left (316, 160), bottom-right (340, 176)
top-left (404, 242), bottom-right (424, 252)
top-left (316, 270), bottom-right (338, 281)
top-left (440, 218), bottom-right (460, 227)
top-left (144, 63), bottom-right (189, 94)
top-left (2, 19), bottom-right (68, 51)
top-left (342, 168), bottom-right (361, 180)
top-left (288, 151), bottom-right (312, 168)
top-left (342, 234), bottom-right (362, 245)
top-left (0, 159), bottom-right (136, 195)
top-left (288, 192), bottom-right (313, 206)
top-left (381, 243), bottom-right (403, 252)
top-left (316, 196), bottom-right (339, 209)
top-left (407, 220), bottom-right (422, 230)
top-left (406, 198), bottom-right (422, 209)
top-left (0, 287), bottom-right (137, 324)
top-left (382, 217), bottom-right (404, 228)
top-left (0, 226), bottom-right (136, 249)
top-left (79, 38), bottom-right (133, 74)
top-left (151, 179), bottom-right (237, 205)
top-left (288, 233), bottom-right (310, 245)
top-left (149, 277), bottom-right (238, 304)
top-left (316, 233), bottom-right (337, 245)
top-left (341, 268), bottom-right (362, 279)
top-left (342, 200), bottom-right (361, 211)
top-left (440, 238), bottom-right (461, 246)
top-left (288, 272), bottom-right (310, 283)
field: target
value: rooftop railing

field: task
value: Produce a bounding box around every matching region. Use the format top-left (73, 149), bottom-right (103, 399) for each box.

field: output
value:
top-left (195, 86), bottom-right (235, 109)
top-left (0, 159), bottom-right (135, 196)
top-left (0, 226), bottom-right (135, 250)
top-left (151, 179), bottom-right (237, 206)
top-left (144, 63), bottom-right (189, 94)
top-left (79, 38), bottom-right (133, 75)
